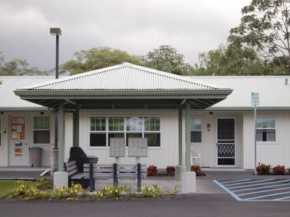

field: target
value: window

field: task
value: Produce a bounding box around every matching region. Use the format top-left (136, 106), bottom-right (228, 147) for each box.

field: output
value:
top-left (33, 116), bottom-right (50, 144)
top-left (191, 119), bottom-right (202, 143)
top-left (90, 117), bottom-right (106, 146)
top-left (144, 117), bottom-right (160, 147)
top-left (256, 119), bottom-right (276, 142)
top-left (89, 117), bottom-right (160, 147)
top-left (108, 118), bottom-right (124, 146)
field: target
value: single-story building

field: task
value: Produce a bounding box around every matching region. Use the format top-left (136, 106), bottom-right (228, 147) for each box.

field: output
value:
top-left (1, 63), bottom-right (290, 171)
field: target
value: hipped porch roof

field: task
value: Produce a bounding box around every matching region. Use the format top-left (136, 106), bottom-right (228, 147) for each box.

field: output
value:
top-left (14, 63), bottom-right (232, 109)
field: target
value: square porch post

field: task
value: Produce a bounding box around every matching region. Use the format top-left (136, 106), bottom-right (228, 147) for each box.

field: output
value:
top-left (185, 102), bottom-right (192, 171)
top-left (53, 104), bottom-right (68, 188)
top-left (57, 105), bottom-right (65, 171)
top-left (73, 108), bottom-right (79, 147)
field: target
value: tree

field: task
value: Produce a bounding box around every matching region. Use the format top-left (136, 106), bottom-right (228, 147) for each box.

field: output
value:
top-left (0, 52), bottom-right (46, 75)
top-left (229, 0), bottom-right (290, 72)
top-left (63, 47), bottom-right (142, 74)
top-left (144, 45), bottom-right (192, 75)
top-left (192, 43), bottom-right (276, 75)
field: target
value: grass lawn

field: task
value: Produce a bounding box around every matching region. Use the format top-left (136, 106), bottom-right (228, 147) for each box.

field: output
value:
top-left (0, 180), bottom-right (19, 197)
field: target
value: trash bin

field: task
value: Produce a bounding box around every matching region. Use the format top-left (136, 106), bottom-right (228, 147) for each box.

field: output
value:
top-left (29, 147), bottom-right (42, 167)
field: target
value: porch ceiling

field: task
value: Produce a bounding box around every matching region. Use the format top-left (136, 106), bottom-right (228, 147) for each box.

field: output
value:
top-left (16, 97), bottom-right (226, 110)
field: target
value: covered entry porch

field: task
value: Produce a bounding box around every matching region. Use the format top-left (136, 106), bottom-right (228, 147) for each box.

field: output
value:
top-left (14, 63), bottom-right (232, 185)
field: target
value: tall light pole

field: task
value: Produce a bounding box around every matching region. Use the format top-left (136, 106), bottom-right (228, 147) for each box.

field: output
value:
top-left (50, 27), bottom-right (62, 79)
top-left (50, 27), bottom-right (62, 171)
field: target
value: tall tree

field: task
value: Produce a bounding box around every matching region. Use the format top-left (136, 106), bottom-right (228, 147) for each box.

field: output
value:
top-left (192, 43), bottom-right (277, 75)
top-left (229, 0), bottom-right (290, 72)
top-left (63, 47), bottom-right (142, 74)
top-left (144, 45), bottom-right (192, 75)
top-left (0, 52), bottom-right (46, 75)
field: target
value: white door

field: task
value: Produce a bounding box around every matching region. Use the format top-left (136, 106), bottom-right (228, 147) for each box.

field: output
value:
top-left (8, 116), bottom-right (28, 166)
top-left (217, 118), bottom-right (235, 166)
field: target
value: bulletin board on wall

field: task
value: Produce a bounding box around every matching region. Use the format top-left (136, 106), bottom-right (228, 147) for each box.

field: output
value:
top-left (10, 116), bottom-right (25, 156)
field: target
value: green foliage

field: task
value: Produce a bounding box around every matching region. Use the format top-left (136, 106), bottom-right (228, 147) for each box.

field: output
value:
top-left (228, 0), bottom-right (290, 72)
top-left (143, 45), bottom-right (192, 75)
top-left (141, 185), bottom-right (162, 198)
top-left (35, 177), bottom-right (53, 191)
top-left (95, 185), bottom-right (128, 199)
top-left (193, 43), bottom-right (276, 75)
top-left (63, 47), bottom-right (142, 74)
top-left (9, 181), bottom-right (83, 200)
top-left (0, 51), bottom-right (47, 75)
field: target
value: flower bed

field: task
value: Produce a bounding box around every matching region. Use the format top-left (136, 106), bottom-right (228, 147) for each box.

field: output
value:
top-left (256, 163), bottom-right (290, 175)
top-left (2, 178), bottom-right (175, 200)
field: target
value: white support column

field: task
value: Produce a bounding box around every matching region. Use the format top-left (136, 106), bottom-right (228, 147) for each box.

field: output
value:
top-left (185, 103), bottom-right (192, 171)
top-left (57, 105), bottom-right (65, 171)
top-left (53, 104), bottom-right (68, 189)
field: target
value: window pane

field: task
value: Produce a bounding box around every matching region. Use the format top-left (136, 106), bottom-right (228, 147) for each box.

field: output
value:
top-left (145, 133), bottom-right (160, 147)
top-left (126, 117), bottom-right (143, 132)
top-left (108, 133), bottom-right (124, 146)
top-left (90, 117), bottom-right (106, 131)
top-left (34, 116), bottom-right (49, 129)
top-left (126, 133), bottom-right (142, 146)
top-left (109, 118), bottom-right (124, 131)
top-left (90, 133), bottom-right (106, 146)
top-left (256, 119), bottom-right (275, 129)
top-left (256, 129), bottom-right (276, 142)
top-left (144, 118), bottom-right (160, 131)
top-left (191, 131), bottom-right (201, 143)
top-left (192, 119), bottom-right (201, 131)
top-left (33, 130), bottom-right (50, 143)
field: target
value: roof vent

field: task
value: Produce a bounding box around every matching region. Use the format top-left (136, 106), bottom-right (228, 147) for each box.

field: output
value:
top-left (285, 78), bottom-right (289, 86)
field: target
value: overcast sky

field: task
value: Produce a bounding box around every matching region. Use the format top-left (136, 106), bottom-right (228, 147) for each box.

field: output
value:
top-left (0, 0), bottom-right (251, 70)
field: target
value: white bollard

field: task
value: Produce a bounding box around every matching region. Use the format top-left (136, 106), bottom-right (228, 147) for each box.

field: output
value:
top-left (181, 171), bottom-right (196, 193)
top-left (53, 171), bottom-right (68, 189)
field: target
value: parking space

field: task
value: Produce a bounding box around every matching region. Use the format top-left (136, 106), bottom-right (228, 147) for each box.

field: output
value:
top-left (214, 177), bottom-right (290, 201)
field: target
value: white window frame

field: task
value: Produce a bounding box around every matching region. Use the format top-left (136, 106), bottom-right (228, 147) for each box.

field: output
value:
top-left (256, 118), bottom-right (276, 142)
top-left (89, 116), bottom-right (160, 147)
top-left (32, 116), bottom-right (50, 144)
top-left (191, 119), bottom-right (202, 143)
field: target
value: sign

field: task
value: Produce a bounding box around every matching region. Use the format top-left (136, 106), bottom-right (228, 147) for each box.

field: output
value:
top-left (10, 116), bottom-right (25, 140)
top-left (251, 92), bottom-right (260, 107)
top-left (128, 138), bottom-right (148, 158)
top-left (109, 138), bottom-right (125, 158)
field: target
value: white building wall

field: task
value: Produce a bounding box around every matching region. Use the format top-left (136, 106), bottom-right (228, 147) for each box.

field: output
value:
top-left (243, 111), bottom-right (290, 169)
top-left (64, 112), bottom-right (73, 162)
top-left (77, 109), bottom-right (179, 168)
top-left (0, 111), bottom-right (54, 167)
top-left (192, 111), bottom-right (243, 168)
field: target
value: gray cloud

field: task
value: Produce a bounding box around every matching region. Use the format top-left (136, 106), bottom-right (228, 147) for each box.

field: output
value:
top-left (0, 0), bottom-right (251, 70)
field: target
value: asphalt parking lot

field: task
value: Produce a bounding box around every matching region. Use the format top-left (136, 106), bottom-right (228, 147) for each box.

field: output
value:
top-left (215, 177), bottom-right (290, 201)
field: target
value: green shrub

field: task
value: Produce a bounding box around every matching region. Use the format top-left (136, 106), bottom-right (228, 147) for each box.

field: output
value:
top-left (35, 177), bottom-right (53, 191)
top-left (256, 163), bottom-right (271, 175)
top-left (50, 184), bottom-right (84, 200)
top-left (95, 185), bottom-right (128, 199)
top-left (141, 185), bottom-right (162, 198)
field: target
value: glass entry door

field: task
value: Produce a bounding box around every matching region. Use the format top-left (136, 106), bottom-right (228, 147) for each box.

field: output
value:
top-left (217, 118), bottom-right (235, 166)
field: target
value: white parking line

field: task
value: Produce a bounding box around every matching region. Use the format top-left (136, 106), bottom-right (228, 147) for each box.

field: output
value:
top-left (221, 178), bottom-right (255, 185)
top-left (238, 186), bottom-right (290, 197)
top-left (225, 178), bottom-right (276, 187)
top-left (234, 182), bottom-right (290, 193)
top-left (229, 179), bottom-right (290, 190)
top-left (245, 190), bottom-right (290, 200)
top-left (273, 195), bottom-right (290, 201)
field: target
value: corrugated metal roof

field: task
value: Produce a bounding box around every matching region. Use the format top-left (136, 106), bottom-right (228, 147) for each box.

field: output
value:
top-left (0, 76), bottom-right (55, 110)
top-left (187, 76), bottom-right (290, 109)
top-left (27, 63), bottom-right (218, 91)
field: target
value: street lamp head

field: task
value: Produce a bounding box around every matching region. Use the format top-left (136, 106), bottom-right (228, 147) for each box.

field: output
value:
top-left (50, 27), bottom-right (62, 36)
